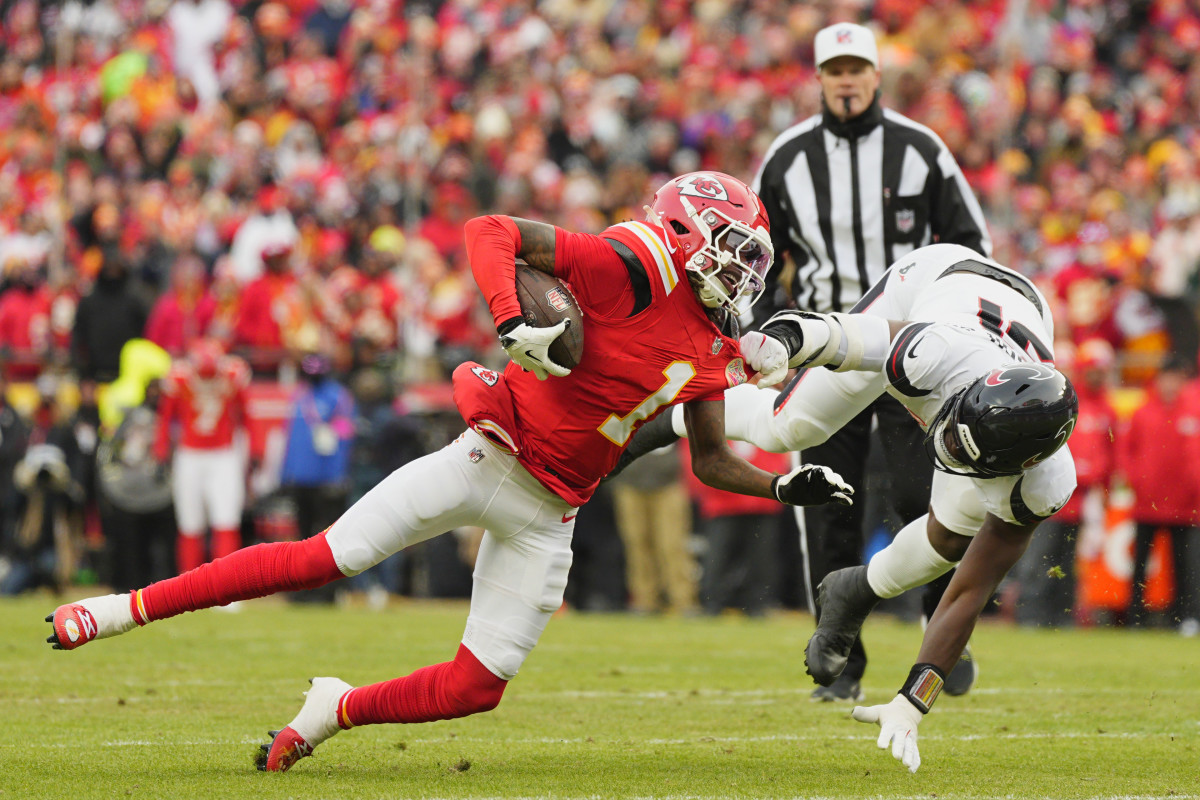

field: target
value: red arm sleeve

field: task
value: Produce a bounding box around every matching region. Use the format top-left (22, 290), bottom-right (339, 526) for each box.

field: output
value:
top-left (464, 215), bottom-right (523, 327)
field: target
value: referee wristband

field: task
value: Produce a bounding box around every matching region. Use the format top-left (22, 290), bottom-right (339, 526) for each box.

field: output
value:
top-left (900, 663), bottom-right (946, 714)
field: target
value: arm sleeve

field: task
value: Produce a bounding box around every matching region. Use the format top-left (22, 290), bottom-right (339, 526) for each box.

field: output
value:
top-left (930, 144), bottom-right (993, 258)
top-left (552, 228), bottom-right (633, 318)
top-left (464, 215), bottom-right (523, 327)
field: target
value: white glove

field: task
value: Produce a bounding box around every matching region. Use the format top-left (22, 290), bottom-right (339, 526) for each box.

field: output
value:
top-left (739, 331), bottom-right (789, 388)
top-left (852, 695), bottom-right (924, 773)
top-left (499, 320), bottom-right (572, 380)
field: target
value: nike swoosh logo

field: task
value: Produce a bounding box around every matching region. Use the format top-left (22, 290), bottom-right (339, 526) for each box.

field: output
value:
top-left (524, 349), bottom-right (542, 364)
top-left (561, 512), bottom-right (578, 523)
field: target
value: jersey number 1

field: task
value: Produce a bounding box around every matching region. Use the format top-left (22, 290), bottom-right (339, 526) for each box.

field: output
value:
top-left (598, 361), bottom-right (696, 446)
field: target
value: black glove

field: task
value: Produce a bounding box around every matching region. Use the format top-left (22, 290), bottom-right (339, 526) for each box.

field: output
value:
top-left (771, 464), bottom-right (854, 506)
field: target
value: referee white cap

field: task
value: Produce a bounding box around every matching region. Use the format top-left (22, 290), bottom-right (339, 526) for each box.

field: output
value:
top-left (814, 23), bottom-right (879, 69)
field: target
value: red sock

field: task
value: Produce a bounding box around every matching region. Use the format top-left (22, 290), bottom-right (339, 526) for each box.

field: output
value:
top-left (176, 535), bottom-right (206, 574)
top-left (211, 528), bottom-right (241, 560)
top-left (338, 644), bottom-right (507, 727)
top-left (136, 533), bottom-right (344, 623)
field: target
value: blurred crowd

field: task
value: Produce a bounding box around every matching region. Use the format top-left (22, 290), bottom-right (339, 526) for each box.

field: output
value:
top-left (1, 0), bottom-right (1199, 627)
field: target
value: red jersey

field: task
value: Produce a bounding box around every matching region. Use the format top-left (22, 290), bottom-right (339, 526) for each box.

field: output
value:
top-left (1054, 384), bottom-right (1116, 524)
top-left (155, 356), bottom-right (251, 457)
top-left (458, 217), bottom-right (750, 507)
top-left (1117, 383), bottom-right (1200, 525)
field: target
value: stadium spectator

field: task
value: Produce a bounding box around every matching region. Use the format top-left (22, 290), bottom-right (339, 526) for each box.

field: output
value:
top-left (228, 186), bottom-right (300, 285)
top-left (232, 241), bottom-right (307, 373)
top-left (1116, 353), bottom-right (1200, 631)
top-left (278, 351), bottom-right (355, 601)
top-left (144, 254), bottom-right (217, 357)
top-left (96, 378), bottom-right (175, 592)
top-left (2, 374), bottom-right (84, 595)
top-left (1015, 339), bottom-right (1119, 628)
top-left (71, 252), bottom-right (148, 384)
top-left (0, 255), bottom-right (52, 379)
top-left (608, 442), bottom-right (696, 616)
top-left (686, 441), bottom-right (790, 617)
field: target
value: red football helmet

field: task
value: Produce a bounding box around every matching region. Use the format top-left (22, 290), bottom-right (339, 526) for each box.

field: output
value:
top-left (190, 338), bottom-right (225, 378)
top-left (647, 172), bottom-right (774, 312)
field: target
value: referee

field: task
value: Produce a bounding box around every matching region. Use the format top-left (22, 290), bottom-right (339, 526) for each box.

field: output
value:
top-left (752, 22), bottom-right (991, 701)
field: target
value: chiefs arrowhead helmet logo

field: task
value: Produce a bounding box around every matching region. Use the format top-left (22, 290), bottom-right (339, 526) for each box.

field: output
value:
top-left (677, 174), bottom-right (730, 202)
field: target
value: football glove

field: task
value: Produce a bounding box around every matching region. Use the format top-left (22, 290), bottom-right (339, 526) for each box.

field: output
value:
top-left (851, 695), bottom-right (924, 774)
top-left (498, 319), bottom-right (572, 380)
top-left (739, 331), bottom-right (790, 388)
top-left (771, 464), bottom-right (854, 507)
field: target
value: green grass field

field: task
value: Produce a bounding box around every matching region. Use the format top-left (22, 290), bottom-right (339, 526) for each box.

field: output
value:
top-left (2, 593), bottom-right (1196, 800)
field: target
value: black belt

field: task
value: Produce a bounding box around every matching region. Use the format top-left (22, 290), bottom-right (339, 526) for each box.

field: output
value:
top-left (938, 259), bottom-right (1043, 316)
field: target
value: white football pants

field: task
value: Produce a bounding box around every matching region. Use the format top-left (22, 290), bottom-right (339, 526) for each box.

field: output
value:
top-left (324, 428), bottom-right (577, 681)
top-left (172, 446), bottom-right (246, 534)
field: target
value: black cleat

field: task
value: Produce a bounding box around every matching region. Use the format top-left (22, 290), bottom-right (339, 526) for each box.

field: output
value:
top-left (943, 642), bottom-right (977, 696)
top-left (810, 673), bottom-right (865, 702)
top-left (805, 566), bottom-right (880, 686)
top-left (254, 731), bottom-right (281, 771)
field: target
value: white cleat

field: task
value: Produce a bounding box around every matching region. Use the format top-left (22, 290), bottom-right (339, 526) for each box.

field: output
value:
top-left (257, 677), bottom-right (354, 772)
top-left (46, 594), bottom-right (137, 650)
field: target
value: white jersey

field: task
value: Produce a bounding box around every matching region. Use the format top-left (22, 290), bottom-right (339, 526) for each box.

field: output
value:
top-left (720, 243), bottom-right (1076, 532)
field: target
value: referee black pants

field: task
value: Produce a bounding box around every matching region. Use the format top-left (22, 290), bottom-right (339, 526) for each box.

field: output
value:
top-left (798, 393), bottom-right (936, 681)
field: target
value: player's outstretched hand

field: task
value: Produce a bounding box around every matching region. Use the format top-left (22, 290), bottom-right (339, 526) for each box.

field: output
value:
top-left (739, 331), bottom-right (789, 388)
top-left (771, 463), bottom-right (854, 506)
top-left (852, 695), bottom-right (923, 773)
top-left (499, 320), bottom-right (572, 380)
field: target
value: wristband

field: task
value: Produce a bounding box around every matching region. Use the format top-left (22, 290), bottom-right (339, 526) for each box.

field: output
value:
top-left (770, 474), bottom-right (782, 502)
top-left (900, 662), bottom-right (945, 714)
top-left (496, 316), bottom-right (524, 337)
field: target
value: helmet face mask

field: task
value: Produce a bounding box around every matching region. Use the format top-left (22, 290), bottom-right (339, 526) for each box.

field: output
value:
top-left (647, 172), bottom-right (774, 313)
top-left (923, 364), bottom-right (1079, 478)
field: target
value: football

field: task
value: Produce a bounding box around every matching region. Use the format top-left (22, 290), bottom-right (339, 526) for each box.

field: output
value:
top-left (514, 264), bottom-right (585, 368)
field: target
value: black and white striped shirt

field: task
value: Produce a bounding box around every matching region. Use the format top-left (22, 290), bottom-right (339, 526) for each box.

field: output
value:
top-left (751, 100), bottom-right (992, 316)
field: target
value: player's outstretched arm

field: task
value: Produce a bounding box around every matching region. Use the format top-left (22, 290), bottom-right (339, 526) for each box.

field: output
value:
top-left (683, 398), bottom-right (853, 506)
top-left (741, 313), bottom-right (908, 385)
top-left (852, 513), bottom-right (1037, 774)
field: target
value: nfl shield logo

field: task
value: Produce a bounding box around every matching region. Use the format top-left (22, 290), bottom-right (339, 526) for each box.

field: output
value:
top-left (711, 336), bottom-right (723, 355)
top-left (725, 358), bottom-right (748, 388)
top-left (836, 28), bottom-right (853, 44)
top-left (545, 287), bottom-right (571, 312)
top-left (896, 209), bottom-right (916, 233)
